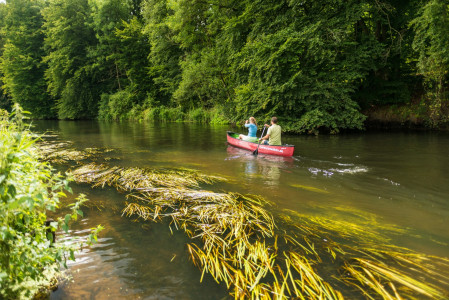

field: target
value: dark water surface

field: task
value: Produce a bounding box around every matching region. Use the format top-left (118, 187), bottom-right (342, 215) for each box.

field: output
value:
top-left (32, 121), bottom-right (449, 299)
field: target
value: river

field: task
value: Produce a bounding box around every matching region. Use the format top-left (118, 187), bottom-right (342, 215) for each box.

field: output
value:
top-left (32, 120), bottom-right (449, 299)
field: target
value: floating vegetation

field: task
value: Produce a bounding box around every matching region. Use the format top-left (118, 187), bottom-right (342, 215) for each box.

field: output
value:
top-left (279, 212), bottom-right (449, 300)
top-left (37, 140), bottom-right (120, 164)
top-left (71, 163), bottom-right (225, 190)
top-left (290, 184), bottom-right (330, 194)
top-left (70, 162), bottom-right (449, 299)
top-left (282, 208), bottom-right (407, 246)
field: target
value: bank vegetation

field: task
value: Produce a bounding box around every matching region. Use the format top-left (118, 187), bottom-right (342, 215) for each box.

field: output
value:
top-left (0, 105), bottom-right (102, 299)
top-left (0, 0), bottom-right (448, 133)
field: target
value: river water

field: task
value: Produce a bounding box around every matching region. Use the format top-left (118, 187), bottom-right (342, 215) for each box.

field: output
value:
top-left (32, 120), bottom-right (449, 299)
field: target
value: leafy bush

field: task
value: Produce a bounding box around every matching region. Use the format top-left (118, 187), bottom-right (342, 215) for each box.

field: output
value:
top-left (0, 104), bottom-right (102, 299)
top-left (98, 90), bottom-right (134, 120)
top-left (209, 107), bottom-right (229, 125)
top-left (159, 107), bottom-right (184, 121)
top-left (186, 107), bottom-right (209, 123)
top-left (411, 0), bottom-right (449, 127)
top-left (142, 106), bottom-right (185, 122)
top-left (140, 105), bottom-right (227, 124)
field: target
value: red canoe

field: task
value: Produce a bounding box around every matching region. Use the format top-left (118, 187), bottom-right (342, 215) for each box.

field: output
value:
top-left (226, 131), bottom-right (295, 157)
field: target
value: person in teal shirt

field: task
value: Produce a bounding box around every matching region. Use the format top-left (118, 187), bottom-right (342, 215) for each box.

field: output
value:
top-left (239, 117), bottom-right (258, 142)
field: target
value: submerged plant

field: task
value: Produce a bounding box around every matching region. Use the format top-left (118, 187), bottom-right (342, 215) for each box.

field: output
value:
top-left (69, 161), bottom-right (449, 299)
top-left (278, 212), bottom-right (449, 300)
top-left (72, 162), bottom-right (225, 190)
top-left (37, 140), bottom-right (119, 165)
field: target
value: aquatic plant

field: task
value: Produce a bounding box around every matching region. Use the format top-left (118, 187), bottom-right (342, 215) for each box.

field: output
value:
top-left (72, 162), bottom-right (225, 190)
top-left (290, 184), bottom-right (330, 194)
top-left (37, 140), bottom-right (120, 164)
top-left (69, 162), bottom-right (449, 299)
top-left (279, 212), bottom-right (449, 300)
top-left (123, 191), bottom-right (448, 299)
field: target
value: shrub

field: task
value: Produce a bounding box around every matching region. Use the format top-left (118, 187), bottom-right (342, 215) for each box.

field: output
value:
top-left (186, 107), bottom-right (209, 123)
top-left (0, 104), bottom-right (102, 299)
top-left (98, 91), bottom-right (134, 121)
top-left (209, 107), bottom-right (229, 125)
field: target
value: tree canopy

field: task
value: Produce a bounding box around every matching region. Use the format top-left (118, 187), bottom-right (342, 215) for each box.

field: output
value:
top-left (0, 0), bottom-right (448, 132)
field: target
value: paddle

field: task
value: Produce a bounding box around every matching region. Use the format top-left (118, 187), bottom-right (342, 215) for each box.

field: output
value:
top-left (253, 126), bottom-right (267, 156)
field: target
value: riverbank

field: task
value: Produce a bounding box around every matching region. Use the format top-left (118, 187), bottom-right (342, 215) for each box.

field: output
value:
top-left (26, 100), bottom-right (449, 134)
top-left (364, 103), bottom-right (449, 131)
top-left (99, 103), bottom-right (449, 133)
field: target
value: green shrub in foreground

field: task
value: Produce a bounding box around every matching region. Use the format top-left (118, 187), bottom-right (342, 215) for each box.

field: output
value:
top-left (0, 105), bottom-right (102, 299)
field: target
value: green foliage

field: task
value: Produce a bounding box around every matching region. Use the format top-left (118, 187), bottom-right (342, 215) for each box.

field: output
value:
top-left (353, 1), bottom-right (421, 108)
top-left (0, 0), bottom-right (449, 131)
top-left (227, 1), bottom-right (372, 133)
top-left (208, 107), bottom-right (229, 124)
top-left (0, 3), bottom-right (10, 111)
top-left (142, 0), bottom-right (183, 102)
top-left (114, 16), bottom-right (154, 104)
top-left (186, 107), bottom-right (209, 122)
top-left (89, 0), bottom-right (146, 98)
top-left (156, 106), bottom-right (184, 121)
top-left (141, 106), bottom-right (183, 121)
top-left (98, 90), bottom-right (134, 120)
top-left (0, 0), bottom-right (54, 118)
top-left (88, 0), bottom-right (132, 94)
top-left (42, 0), bottom-right (99, 119)
top-left (411, 0), bottom-right (449, 126)
top-left (137, 105), bottom-right (227, 124)
top-left (0, 104), bottom-right (103, 299)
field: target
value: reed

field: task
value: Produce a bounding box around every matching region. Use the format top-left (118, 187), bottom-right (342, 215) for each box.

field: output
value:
top-left (280, 210), bottom-right (449, 300)
top-left (37, 139), bottom-right (119, 164)
top-left (72, 162), bottom-right (225, 190)
top-left (67, 161), bottom-right (449, 299)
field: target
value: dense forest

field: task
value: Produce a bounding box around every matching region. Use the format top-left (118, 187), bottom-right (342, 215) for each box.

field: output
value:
top-left (0, 0), bottom-right (448, 133)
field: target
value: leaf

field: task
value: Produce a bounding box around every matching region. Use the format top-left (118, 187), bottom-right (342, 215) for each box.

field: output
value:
top-left (7, 185), bottom-right (16, 198)
top-left (64, 214), bottom-right (71, 225)
top-left (50, 221), bottom-right (58, 230)
top-left (70, 249), bottom-right (75, 261)
top-left (0, 272), bottom-right (7, 280)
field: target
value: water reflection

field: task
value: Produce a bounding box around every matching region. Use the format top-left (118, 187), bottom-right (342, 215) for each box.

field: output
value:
top-left (226, 146), bottom-right (294, 187)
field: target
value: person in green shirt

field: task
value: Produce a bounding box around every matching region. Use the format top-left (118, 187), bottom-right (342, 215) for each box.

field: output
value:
top-left (259, 117), bottom-right (282, 145)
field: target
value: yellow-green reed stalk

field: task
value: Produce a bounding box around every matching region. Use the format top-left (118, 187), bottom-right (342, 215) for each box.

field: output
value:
top-left (72, 163), bottom-right (225, 190)
top-left (72, 162), bottom-right (449, 300)
top-left (122, 188), bottom-right (343, 299)
top-left (280, 209), bottom-right (449, 300)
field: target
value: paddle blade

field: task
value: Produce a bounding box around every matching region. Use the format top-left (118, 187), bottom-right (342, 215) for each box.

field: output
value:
top-left (253, 148), bottom-right (259, 155)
